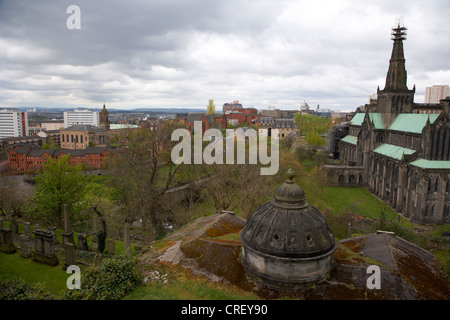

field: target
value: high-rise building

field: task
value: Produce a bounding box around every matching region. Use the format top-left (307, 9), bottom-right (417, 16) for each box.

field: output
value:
top-left (63, 109), bottom-right (100, 128)
top-left (425, 85), bottom-right (450, 103)
top-left (0, 109), bottom-right (28, 138)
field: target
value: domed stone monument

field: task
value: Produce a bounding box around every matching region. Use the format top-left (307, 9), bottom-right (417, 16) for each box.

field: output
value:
top-left (240, 169), bottom-right (337, 290)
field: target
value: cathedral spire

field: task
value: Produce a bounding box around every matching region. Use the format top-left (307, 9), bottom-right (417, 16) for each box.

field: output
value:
top-left (384, 24), bottom-right (408, 91)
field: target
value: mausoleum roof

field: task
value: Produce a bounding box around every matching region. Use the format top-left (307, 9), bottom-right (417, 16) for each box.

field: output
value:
top-left (240, 169), bottom-right (336, 259)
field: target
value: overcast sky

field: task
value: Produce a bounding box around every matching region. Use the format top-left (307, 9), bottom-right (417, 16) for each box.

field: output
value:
top-left (0, 0), bottom-right (449, 112)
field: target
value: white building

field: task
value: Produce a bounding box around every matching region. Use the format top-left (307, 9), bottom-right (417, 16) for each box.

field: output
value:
top-left (63, 109), bottom-right (100, 128)
top-left (424, 85), bottom-right (450, 103)
top-left (0, 109), bottom-right (29, 138)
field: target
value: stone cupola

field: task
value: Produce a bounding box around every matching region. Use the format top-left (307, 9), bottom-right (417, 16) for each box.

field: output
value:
top-left (240, 169), bottom-right (337, 290)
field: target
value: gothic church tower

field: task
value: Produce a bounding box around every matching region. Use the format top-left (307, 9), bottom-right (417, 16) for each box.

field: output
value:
top-left (375, 23), bottom-right (415, 127)
top-left (99, 104), bottom-right (110, 131)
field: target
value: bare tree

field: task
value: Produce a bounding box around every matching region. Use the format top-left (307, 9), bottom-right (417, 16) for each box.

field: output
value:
top-left (109, 122), bottom-right (185, 239)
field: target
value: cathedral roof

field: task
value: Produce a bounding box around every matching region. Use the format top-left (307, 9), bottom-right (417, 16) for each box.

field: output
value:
top-left (340, 135), bottom-right (357, 145)
top-left (373, 143), bottom-right (416, 160)
top-left (350, 113), bottom-right (384, 129)
top-left (387, 113), bottom-right (439, 133)
top-left (349, 113), bottom-right (440, 134)
top-left (410, 159), bottom-right (450, 169)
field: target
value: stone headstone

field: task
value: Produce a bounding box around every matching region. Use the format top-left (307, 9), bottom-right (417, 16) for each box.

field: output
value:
top-left (32, 229), bottom-right (59, 266)
top-left (10, 218), bottom-right (18, 234)
top-left (19, 234), bottom-right (32, 258)
top-left (61, 205), bottom-right (75, 248)
top-left (107, 239), bottom-right (115, 255)
top-left (77, 233), bottom-right (89, 251)
top-left (23, 222), bottom-right (31, 237)
top-left (0, 228), bottom-right (17, 254)
top-left (124, 223), bottom-right (131, 257)
top-left (63, 243), bottom-right (76, 270)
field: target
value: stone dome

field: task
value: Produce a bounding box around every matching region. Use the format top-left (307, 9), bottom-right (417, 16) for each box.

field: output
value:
top-left (240, 169), bottom-right (337, 289)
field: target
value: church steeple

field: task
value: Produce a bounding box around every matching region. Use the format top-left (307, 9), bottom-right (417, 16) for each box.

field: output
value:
top-left (384, 24), bottom-right (408, 91)
top-left (99, 104), bottom-right (110, 131)
top-left (374, 21), bottom-right (415, 126)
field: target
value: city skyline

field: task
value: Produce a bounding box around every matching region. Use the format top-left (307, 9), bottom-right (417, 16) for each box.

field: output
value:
top-left (0, 0), bottom-right (449, 111)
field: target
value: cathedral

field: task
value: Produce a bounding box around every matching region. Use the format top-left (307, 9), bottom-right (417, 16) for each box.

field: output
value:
top-left (327, 24), bottom-right (450, 225)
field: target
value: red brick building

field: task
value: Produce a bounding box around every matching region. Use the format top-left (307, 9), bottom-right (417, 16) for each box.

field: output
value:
top-left (7, 144), bottom-right (113, 174)
top-left (177, 113), bottom-right (228, 133)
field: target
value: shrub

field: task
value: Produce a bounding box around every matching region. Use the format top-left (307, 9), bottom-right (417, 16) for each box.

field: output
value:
top-left (0, 278), bottom-right (55, 300)
top-left (63, 254), bottom-right (142, 300)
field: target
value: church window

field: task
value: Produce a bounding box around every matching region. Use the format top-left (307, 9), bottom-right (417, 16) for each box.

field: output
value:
top-left (349, 175), bottom-right (356, 184)
top-left (339, 175), bottom-right (344, 183)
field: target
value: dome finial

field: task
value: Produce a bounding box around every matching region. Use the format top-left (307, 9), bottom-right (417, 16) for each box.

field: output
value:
top-left (286, 168), bottom-right (295, 182)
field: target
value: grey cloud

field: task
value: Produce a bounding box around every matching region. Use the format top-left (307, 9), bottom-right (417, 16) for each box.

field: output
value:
top-left (0, 0), bottom-right (448, 110)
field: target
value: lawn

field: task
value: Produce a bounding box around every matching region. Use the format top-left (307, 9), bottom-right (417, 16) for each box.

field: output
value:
top-left (0, 251), bottom-right (70, 296)
top-left (124, 262), bottom-right (257, 300)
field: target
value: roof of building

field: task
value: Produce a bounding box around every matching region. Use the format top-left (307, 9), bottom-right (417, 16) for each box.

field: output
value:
top-left (388, 113), bottom-right (439, 133)
top-left (241, 169), bottom-right (336, 259)
top-left (340, 135), bottom-right (357, 145)
top-left (110, 124), bottom-right (139, 130)
top-left (273, 118), bottom-right (298, 129)
top-left (373, 143), bottom-right (416, 160)
top-left (63, 124), bottom-right (105, 132)
top-left (8, 144), bottom-right (40, 154)
top-left (349, 113), bottom-right (385, 129)
top-left (350, 112), bottom-right (441, 134)
top-left (409, 159), bottom-right (450, 169)
top-left (28, 149), bottom-right (56, 157)
top-left (57, 147), bottom-right (112, 156)
top-left (186, 113), bottom-right (205, 123)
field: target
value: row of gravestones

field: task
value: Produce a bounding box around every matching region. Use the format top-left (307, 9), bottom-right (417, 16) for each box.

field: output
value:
top-left (0, 213), bottom-right (135, 269)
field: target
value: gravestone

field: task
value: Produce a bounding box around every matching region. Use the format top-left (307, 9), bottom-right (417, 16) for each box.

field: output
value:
top-left (0, 228), bottom-right (17, 254)
top-left (124, 223), bottom-right (131, 257)
top-left (61, 204), bottom-right (76, 248)
top-left (19, 234), bottom-right (32, 258)
top-left (107, 239), bottom-right (115, 255)
top-left (63, 243), bottom-right (76, 270)
top-left (23, 222), bottom-right (31, 237)
top-left (77, 233), bottom-right (89, 251)
top-left (10, 218), bottom-right (18, 234)
top-left (32, 229), bottom-right (59, 266)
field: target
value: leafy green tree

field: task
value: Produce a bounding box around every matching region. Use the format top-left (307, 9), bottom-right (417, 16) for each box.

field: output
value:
top-left (24, 154), bottom-right (91, 228)
top-left (293, 113), bottom-right (333, 137)
top-left (305, 131), bottom-right (325, 146)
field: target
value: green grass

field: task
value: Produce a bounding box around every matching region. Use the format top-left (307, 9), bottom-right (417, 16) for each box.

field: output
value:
top-left (125, 282), bottom-right (255, 300)
top-left (124, 263), bottom-right (257, 300)
top-left (0, 252), bottom-right (73, 296)
top-left (297, 172), bottom-right (406, 223)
